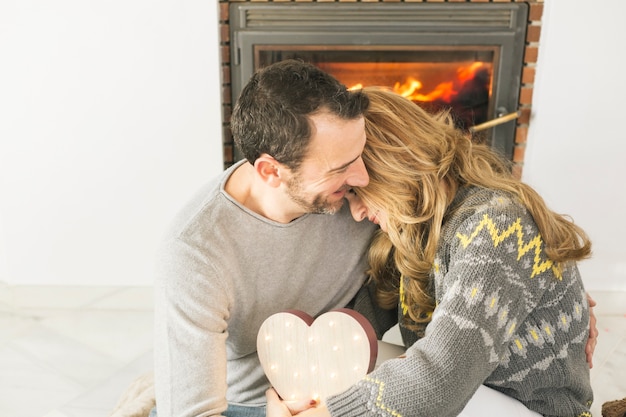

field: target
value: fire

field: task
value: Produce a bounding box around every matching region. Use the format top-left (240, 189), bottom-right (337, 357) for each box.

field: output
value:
top-left (349, 62), bottom-right (485, 104)
top-left (394, 78), bottom-right (456, 102)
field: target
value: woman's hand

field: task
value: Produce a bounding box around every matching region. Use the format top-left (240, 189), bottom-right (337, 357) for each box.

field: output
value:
top-left (586, 293), bottom-right (599, 368)
top-left (265, 388), bottom-right (296, 417)
top-left (265, 388), bottom-right (319, 417)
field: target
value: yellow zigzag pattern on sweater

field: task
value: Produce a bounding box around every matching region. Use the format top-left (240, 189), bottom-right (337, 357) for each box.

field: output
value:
top-left (363, 375), bottom-right (403, 417)
top-left (455, 214), bottom-right (562, 279)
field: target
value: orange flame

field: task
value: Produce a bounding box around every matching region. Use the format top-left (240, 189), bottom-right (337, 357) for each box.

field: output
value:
top-left (350, 62), bottom-right (485, 104)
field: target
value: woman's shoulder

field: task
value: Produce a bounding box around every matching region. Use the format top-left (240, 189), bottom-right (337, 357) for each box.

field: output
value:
top-left (449, 186), bottom-right (528, 220)
top-left (441, 187), bottom-right (536, 243)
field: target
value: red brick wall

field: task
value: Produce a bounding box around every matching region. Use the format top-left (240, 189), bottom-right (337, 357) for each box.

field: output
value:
top-left (218, 0), bottom-right (543, 179)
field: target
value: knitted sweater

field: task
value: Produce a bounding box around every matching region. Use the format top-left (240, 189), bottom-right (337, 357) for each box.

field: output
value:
top-left (153, 161), bottom-right (381, 417)
top-left (326, 186), bottom-right (593, 417)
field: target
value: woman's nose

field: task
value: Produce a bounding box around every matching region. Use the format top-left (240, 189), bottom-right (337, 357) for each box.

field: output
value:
top-left (346, 192), bottom-right (367, 222)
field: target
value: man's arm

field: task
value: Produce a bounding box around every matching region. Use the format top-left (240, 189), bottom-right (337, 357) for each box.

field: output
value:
top-left (153, 236), bottom-right (231, 417)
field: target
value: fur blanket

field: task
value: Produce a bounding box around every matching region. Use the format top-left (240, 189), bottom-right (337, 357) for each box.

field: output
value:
top-left (109, 372), bottom-right (155, 417)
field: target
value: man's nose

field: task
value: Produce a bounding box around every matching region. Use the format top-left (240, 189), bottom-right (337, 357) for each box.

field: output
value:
top-left (346, 157), bottom-right (369, 188)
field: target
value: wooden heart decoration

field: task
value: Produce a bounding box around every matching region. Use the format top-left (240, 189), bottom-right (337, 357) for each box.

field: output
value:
top-left (257, 308), bottom-right (378, 404)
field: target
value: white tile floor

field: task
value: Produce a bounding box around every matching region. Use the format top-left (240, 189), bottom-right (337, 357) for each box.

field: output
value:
top-left (0, 285), bottom-right (624, 417)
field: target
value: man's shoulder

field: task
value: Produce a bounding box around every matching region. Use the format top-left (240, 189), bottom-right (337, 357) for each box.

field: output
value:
top-left (162, 167), bottom-right (235, 239)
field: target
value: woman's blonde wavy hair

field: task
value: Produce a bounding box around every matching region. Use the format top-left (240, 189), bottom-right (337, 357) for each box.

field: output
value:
top-left (357, 87), bottom-right (592, 328)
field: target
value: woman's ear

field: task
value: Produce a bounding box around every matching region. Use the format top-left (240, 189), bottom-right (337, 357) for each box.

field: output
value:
top-left (254, 154), bottom-right (283, 188)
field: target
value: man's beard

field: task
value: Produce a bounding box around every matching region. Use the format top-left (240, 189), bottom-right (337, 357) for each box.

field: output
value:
top-left (285, 175), bottom-right (345, 215)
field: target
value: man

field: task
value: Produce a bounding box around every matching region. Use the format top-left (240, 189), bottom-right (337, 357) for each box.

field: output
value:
top-left (153, 60), bottom-right (392, 417)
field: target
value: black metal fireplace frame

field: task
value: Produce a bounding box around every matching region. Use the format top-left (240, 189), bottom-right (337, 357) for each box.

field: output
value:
top-left (229, 2), bottom-right (528, 160)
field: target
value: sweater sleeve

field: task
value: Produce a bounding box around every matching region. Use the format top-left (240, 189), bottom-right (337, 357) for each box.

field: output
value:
top-left (153, 235), bottom-right (232, 417)
top-left (325, 203), bottom-right (548, 417)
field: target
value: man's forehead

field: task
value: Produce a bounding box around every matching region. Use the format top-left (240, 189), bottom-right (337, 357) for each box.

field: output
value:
top-left (304, 114), bottom-right (365, 170)
top-left (302, 141), bottom-right (362, 177)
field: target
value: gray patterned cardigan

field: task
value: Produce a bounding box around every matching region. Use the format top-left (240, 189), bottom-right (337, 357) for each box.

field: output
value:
top-left (327, 186), bottom-right (593, 417)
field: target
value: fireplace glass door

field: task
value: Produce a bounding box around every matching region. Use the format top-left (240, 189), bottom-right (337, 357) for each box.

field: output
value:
top-left (230, 2), bottom-right (528, 160)
top-left (256, 46), bottom-right (496, 132)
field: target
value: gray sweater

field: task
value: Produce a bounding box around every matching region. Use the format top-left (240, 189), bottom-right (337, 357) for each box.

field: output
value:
top-left (326, 187), bottom-right (593, 417)
top-left (153, 161), bottom-right (379, 417)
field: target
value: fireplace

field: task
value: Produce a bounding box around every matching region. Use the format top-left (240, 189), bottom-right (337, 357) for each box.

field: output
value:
top-left (221, 1), bottom-right (541, 176)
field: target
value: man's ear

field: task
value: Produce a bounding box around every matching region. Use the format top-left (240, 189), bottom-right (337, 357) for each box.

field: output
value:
top-left (254, 154), bottom-right (284, 188)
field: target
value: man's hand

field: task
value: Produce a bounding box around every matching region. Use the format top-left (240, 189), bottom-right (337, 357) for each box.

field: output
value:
top-left (586, 293), bottom-right (599, 368)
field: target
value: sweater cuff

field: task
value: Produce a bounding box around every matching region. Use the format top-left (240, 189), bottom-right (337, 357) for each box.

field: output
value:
top-left (326, 380), bottom-right (389, 417)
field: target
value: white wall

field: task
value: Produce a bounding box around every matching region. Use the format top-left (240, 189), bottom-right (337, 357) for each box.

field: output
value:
top-left (523, 0), bottom-right (626, 291)
top-left (0, 1), bottom-right (223, 286)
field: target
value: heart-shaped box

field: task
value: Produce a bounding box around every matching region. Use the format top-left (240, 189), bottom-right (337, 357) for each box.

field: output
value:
top-left (257, 308), bottom-right (378, 404)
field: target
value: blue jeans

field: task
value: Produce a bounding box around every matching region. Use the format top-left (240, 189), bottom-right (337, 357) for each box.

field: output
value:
top-left (149, 404), bottom-right (265, 417)
top-left (224, 404), bottom-right (266, 417)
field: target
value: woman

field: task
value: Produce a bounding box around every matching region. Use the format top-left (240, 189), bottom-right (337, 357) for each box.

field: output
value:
top-left (267, 87), bottom-right (594, 417)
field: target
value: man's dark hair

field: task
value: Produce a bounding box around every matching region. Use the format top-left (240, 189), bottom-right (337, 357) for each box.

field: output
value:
top-left (230, 59), bottom-right (370, 170)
